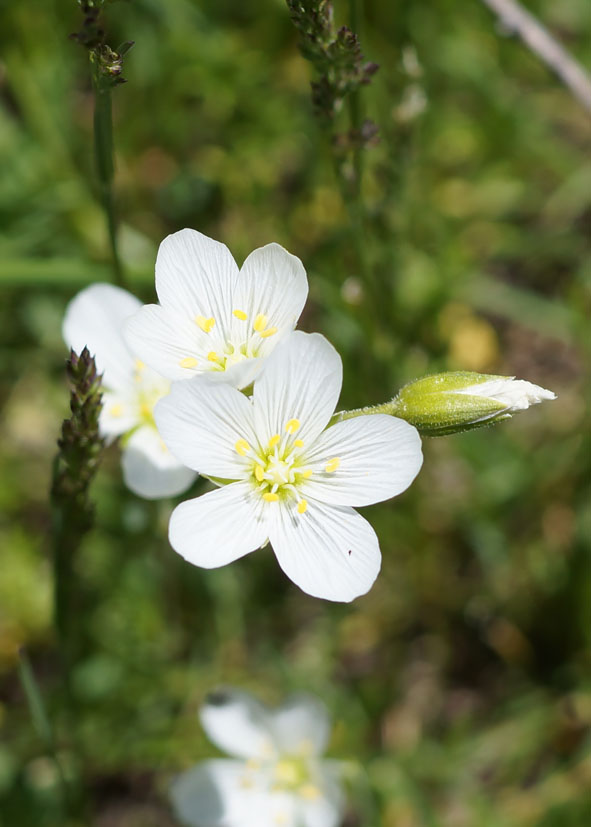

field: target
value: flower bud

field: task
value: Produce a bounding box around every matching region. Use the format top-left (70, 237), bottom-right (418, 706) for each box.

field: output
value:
top-left (391, 371), bottom-right (556, 436)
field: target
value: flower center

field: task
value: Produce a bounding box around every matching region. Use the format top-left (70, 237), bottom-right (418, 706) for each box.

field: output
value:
top-left (176, 309), bottom-right (279, 373)
top-left (234, 418), bottom-right (341, 515)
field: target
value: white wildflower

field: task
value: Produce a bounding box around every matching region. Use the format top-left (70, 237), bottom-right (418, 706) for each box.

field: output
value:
top-left (154, 331), bottom-right (423, 602)
top-left (170, 688), bottom-right (346, 827)
top-left (63, 283), bottom-right (197, 499)
top-left (125, 229), bottom-right (308, 389)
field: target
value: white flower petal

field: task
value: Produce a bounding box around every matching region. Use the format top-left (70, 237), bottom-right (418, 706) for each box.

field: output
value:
top-left (271, 694), bottom-right (331, 756)
top-left (204, 357), bottom-right (262, 391)
top-left (200, 689), bottom-right (275, 760)
top-left (299, 764), bottom-right (345, 827)
top-left (125, 304), bottom-right (212, 382)
top-left (269, 501), bottom-right (381, 602)
top-left (459, 377), bottom-right (557, 412)
top-left (171, 759), bottom-right (296, 827)
top-left (233, 243), bottom-right (308, 354)
top-left (168, 482), bottom-right (268, 569)
top-left (154, 379), bottom-right (256, 478)
top-left (302, 415), bottom-right (423, 507)
top-left (120, 425), bottom-right (197, 500)
top-left (253, 332), bottom-right (342, 447)
top-left (155, 228), bottom-right (239, 331)
top-left (63, 283), bottom-right (140, 392)
top-left (99, 391), bottom-right (138, 439)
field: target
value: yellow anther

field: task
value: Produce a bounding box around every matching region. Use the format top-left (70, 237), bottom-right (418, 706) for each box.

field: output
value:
top-left (253, 313), bottom-right (268, 332)
top-left (268, 434), bottom-right (281, 449)
top-left (285, 418), bottom-right (300, 434)
top-left (255, 465), bottom-right (265, 482)
top-left (134, 359), bottom-right (145, 372)
top-left (301, 469), bottom-right (313, 479)
top-left (207, 351), bottom-right (219, 362)
top-left (195, 315), bottom-right (215, 333)
top-left (299, 784), bottom-right (320, 801)
top-left (233, 309), bottom-right (247, 320)
top-left (140, 402), bottom-right (152, 419)
top-left (294, 439), bottom-right (304, 448)
top-left (259, 326), bottom-right (278, 338)
top-left (325, 457), bottom-right (341, 473)
top-left (109, 403), bottom-right (124, 417)
top-left (263, 492), bottom-right (279, 502)
top-left (297, 500), bottom-right (308, 514)
top-left (235, 439), bottom-right (251, 456)
top-left (159, 439), bottom-right (168, 453)
top-left (179, 356), bottom-right (198, 369)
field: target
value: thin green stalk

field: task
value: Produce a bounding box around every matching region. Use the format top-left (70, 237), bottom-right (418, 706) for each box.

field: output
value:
top-left (18, 649), bottom-right (73, 818)
top-left (92, 65), bottom-right (123, 286)
top-left (347, 0), bottom-right (363, 200)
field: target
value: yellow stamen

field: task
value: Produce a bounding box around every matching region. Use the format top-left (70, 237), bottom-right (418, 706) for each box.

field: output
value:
top-left (233, 309), bottom-right (247, 320)
top-left (325, 457), bottom-right (341, 473)
top-left (297, 500), bottom-right (308, 514)
top-left (207, 351), bottom-right (219, 362)
top-left (255, 465), bottom-right (265, 482)
top-left (253, 313), bottom-right (268, 332)
top-left (299, 784), bottom-right (320, 801)
top-left (285, 418), bottom-right (300, 434)
top-left (301, 469), bottom-right (313, 479)
top-left (235, 439), bottom-right (251, 456)
top-left (259, 326), bottom-right (278, 338)
top-left (263, 492), bottom-right (279, 502)
top-left (179, 356), bottom-right (198, 369)
top-left (195, 315), bottom-right (215, 333)
top-left (134, 359), bottom-right (145, 371)
top-left (140, 402), bottom-right (152, 419)
top-left (294, 439), bottom-right (304, 448)
top-left (109, 404), bottom-right (124, 417)
top-left (268, 434), bottom-right (281, 449)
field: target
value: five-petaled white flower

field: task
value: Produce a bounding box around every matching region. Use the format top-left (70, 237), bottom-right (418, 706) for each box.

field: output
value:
top-left (125, 229), bottom-right (308, 390)
top-left (170, 688), bottom-right (346, 827)
top-left (154, 331), bottom-right (423, 602)
top-left (63, 284), bottom-right (197, 499)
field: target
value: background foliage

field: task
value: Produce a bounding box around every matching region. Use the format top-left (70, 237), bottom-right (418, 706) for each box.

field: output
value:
top-left (0, 0), bottom-right (589, 824)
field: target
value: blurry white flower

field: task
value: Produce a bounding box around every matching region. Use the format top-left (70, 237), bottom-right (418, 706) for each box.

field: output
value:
top-left (63, 283), bottom-right (197, 499)
top-left (170, 688), bottom-right (346, 827)
top-left (125, 229), bottom-right (308, 389)
top-left (154, 331), bottom-right (423, 602)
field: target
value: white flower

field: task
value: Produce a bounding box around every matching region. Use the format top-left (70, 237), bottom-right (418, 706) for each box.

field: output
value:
top-left (63, 283), bottom-right (197, 499)
top-left (124, 229), bottom-right (308, 390)
top-left (455, 377), bottom-right (556, 412)
top-left (154, 331), bottom-right (423, 602)
top-left (170, 688), bottom-right (346, 827)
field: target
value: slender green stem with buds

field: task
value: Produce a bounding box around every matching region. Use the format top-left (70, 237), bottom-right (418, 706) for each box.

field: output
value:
top-left (51, 348), bottom-right (104, 677)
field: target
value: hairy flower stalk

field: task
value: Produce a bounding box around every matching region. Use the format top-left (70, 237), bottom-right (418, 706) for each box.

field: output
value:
top-left (331, 371), bottom-right (556, 435)
top-left (71, 1), bottom-right (134, 286)
top-left (51, 348), bottom-right (105, 665)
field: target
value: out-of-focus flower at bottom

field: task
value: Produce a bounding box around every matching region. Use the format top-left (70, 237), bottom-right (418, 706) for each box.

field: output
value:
top-left (170, 688), bottom-right (346, 827)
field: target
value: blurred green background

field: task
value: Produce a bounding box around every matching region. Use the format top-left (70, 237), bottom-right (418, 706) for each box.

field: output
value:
top-left (0, 0), bottom-right (589, 824)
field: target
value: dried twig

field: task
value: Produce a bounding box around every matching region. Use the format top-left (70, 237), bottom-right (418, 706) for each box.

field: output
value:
top-left (480, 0), bottom-right (591, 113)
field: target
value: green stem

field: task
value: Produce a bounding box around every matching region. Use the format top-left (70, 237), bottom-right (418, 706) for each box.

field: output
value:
top-left (348, 0), bottom-right (363, 201)
top-left (18, 649), bottom-right (73, 818)
top-left (330, 399), bottom-right (397, 426)
top-left (92, 65), bottom-right (124, 287)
